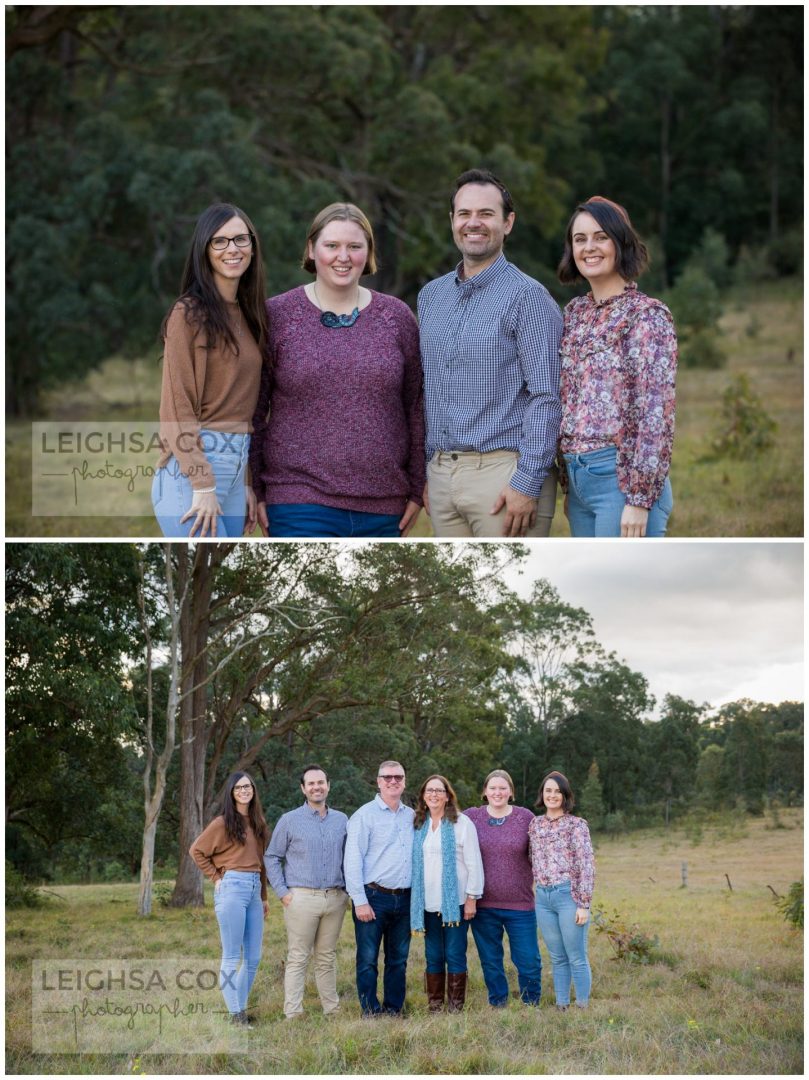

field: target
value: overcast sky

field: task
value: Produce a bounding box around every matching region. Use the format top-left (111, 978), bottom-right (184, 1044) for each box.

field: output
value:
top-left (496, 541), bottom-right (803, 714)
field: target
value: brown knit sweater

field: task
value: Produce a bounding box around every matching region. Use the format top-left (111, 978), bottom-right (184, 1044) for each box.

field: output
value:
top-left (190, 814), bottom-right (269, 900)
top-left (157, 301), bottom-right (263, 490)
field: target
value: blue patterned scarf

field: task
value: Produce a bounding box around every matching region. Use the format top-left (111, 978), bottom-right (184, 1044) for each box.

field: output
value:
top-left (410, 816), bottom-right (460, 933)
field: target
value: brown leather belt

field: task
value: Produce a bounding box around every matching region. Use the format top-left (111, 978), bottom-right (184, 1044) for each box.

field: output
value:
top-left (366, 881), bottom-right (410, 895)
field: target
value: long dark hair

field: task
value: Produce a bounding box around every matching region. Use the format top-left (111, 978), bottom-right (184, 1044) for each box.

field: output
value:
top-left (162, 202), bottom-right (268, 356)
top-left (222, 771), bottom-right (269, 850)
top-left (413, 774), bottom-right (460, 829)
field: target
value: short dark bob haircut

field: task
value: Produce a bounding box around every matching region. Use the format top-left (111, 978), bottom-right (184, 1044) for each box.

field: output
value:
top-left (450, 168), bottom-right (515, 218)
top-left (535, 770), bottom-right (575, 813)
top-left (557, 195), bottom-right (649, 286)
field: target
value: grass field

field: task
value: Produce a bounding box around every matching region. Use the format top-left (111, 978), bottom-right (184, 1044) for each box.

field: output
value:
top-left (6, 810), bottom-right (803, 1074)
top-left (4, 278), bottom-right (803, 538)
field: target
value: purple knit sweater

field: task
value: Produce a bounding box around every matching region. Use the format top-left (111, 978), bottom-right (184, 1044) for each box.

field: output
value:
top-left (250, 286), bottom-right (426, 515)
top-left (463, 805), bottom-right (536, 910)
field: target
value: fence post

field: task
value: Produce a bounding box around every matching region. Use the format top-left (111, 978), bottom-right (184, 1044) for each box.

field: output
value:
top-left (681, 861), bottom-right (688, 888)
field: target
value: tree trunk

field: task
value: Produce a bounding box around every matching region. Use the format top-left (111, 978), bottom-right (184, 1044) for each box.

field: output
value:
top-left (170, 546), bottom-right (217, 908)
top-left (659, 92), bottom-right (672, 289)
top-left (136, 545), bottom-right (182, 916)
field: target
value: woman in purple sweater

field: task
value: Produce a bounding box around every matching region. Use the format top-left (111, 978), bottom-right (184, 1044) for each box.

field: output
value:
top-left (464, 769), bottom-right (542, 1007)
top-left (250, 202), bottom-right (426, 538)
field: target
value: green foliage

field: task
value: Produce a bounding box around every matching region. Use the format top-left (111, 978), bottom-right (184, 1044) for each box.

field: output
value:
top-left (775, 879), bottom-right (803, 929)
top-left (734, 244), bottom-right (778, 287)
top-left (5, 861), bottom-right (43, 909)
top-left (687, 228), bottom-right (732, 289)
top-left (579, 762), bottom-right (605, 830)
top-left (153, 882), bottom-right (174, 908)
top-left (665, 266), bottom-right (725, 369)
top-left (710, 374), bottom-right (777, 459)
top-left (592, 907), bottom-right (662, 964)
top-left (5, 5), bottom-right (803, 413)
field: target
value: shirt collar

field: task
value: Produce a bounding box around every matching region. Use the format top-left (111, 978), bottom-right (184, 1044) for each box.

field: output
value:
top-left (454, 252), bottom-right (509, 291)
top-left (302, 801), bottom-right (329, 817)
top-left (587, 280), bottom-right (637, 308)
top-left (374, 793), bottom-right (404, 813)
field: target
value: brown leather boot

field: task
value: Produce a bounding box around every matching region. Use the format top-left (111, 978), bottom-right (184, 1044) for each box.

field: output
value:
top-left (424, 971), bottom-right (445, 1012)
top-left (446, 971), bottom-right (467, 1012)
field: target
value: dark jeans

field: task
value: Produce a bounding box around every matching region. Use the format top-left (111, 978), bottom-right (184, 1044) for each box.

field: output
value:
top-left (470, 906), bottom-right (542, 1006)
top-left (352, 886), bottom-right (412, 1014)
top-left (424, 908), bottom-right (470, 974)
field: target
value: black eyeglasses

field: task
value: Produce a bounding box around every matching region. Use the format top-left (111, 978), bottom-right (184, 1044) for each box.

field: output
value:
top-left (210, 233), bottom-right (253, 251)
top-left (378, 774), bottom-right (404, 783)
top-left (233, 783), bottom-right (254, 793)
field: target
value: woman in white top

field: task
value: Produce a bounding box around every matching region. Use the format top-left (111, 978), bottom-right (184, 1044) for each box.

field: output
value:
top-left (410, 774), bottom-right (484, 1012)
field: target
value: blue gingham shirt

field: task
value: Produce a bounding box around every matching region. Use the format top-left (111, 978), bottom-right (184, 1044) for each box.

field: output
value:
top-left (418, 253), bottom-right (563, 496)
top-left (344, 795), bottom-right (415, 907)
top-left (264, 803), bottom-right (348, 898)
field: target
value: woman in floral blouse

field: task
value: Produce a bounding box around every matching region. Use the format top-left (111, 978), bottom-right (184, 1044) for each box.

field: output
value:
top-left (557, 196), bottom-right (677, 537)
top-left (529, 771), bottom-right (594, 1010)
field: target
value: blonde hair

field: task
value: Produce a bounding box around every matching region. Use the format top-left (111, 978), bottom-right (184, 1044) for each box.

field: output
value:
top-left (481, 769), bottom-right (515, 802)
top-left (301, 202), bottom-right (377, 275)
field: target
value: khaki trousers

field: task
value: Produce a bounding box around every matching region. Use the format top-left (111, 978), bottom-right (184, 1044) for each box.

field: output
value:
top-left (282, 887), bottom-right (348, 1017)
top-left (427, 450), bottom-right (557, 538)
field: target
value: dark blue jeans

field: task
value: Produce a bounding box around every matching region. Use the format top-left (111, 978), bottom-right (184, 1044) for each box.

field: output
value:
top-left (424, 908), bottom-right (470, 974)
top-left (470, 906), bottom-right (542, 1006)
top-left (267, 503), bottom-right (401, 538)
top-left (352, 887), bottom-right (412, 1014)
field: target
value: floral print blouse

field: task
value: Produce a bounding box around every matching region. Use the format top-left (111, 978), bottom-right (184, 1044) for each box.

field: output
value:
top-left (559, 283), bottom-right (677, 508)
top-left (528, 813), bottom-right (595, 909)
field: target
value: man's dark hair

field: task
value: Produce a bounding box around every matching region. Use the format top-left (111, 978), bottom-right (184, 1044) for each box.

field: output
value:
top-left (450, 169), bottom-right (514, 217)
top-left (299, 763), bottom-right (329, 785)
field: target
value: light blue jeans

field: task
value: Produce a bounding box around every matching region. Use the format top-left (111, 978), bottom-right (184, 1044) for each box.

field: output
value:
top-left (534, 882), bottom-right (591, 1007)
top-left (152, 430), bottom-right (250, 537)
top-left (213, 870), bottom-right (264, 1015)
top-left (563, 445), bottom-right (673, 537)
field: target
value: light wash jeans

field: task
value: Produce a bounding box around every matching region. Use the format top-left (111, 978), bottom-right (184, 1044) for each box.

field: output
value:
top-left (213, 870), bottom-right (264, 1015)
top-left (534, 881), bottom-right (591, 1006)
top-left (563, 445), bottom-right (672, 537)
top-left (152, 430), bottom-right (250, 537)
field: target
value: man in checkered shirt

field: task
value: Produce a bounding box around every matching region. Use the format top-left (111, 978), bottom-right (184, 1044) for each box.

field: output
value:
top-left (418, 169), bottom-right (562, 537)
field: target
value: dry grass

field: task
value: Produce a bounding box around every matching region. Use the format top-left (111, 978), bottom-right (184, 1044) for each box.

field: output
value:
top-left (6, 811), bottom-right (803, 1074)
top-left (4, 279), bottom-right (803, 537)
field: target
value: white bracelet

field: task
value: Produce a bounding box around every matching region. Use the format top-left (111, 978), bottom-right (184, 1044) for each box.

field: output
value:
top-left (194, 486), bottom-right (217, 494)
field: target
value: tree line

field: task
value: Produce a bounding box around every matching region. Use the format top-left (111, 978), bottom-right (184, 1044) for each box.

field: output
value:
top-left (6, 5), bottom-right (802, 413)
top-left (5, 543), bottom-right (803, 908)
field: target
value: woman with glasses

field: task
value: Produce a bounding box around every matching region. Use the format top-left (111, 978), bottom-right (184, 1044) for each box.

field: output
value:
top-left (557, 195), bottom-right (677, 537)
top-left (463, 769), bottom-right (542, 1008)
top-left (152, 202), bottom-right (268, 536)
top-left (190, 772), bottom-right (270, 1026)
top-left (529, 772), bottom-right (594, 1010)
top-left (410, 775), bottom-right (483, 1012)
top-left (249, 202), bottom-right (425, 538)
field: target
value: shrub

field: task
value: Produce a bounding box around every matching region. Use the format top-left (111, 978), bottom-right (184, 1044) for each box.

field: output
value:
top-left (666, 265), bottom-right (726, 370)
top-left (592, 907), bottom-right (662, 963)
top-left (775, 879), bottom-right (803, 929)
top-left (101, 860), bottom-right (128, 882)
top-left (603, 810), bottom-right (626, 836)
top-left (679, 327), bottom-right (725, 369)
top-left (687, 227), bottom-right (732, 289)
top-left (6, 861), bottom-right (43, 908)
top-left (710, 373), bottom-right (777, 459)
top-left (733, 244), bottom-right (777, 286)
top-left (153, 882), bottom-right (174, 908)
